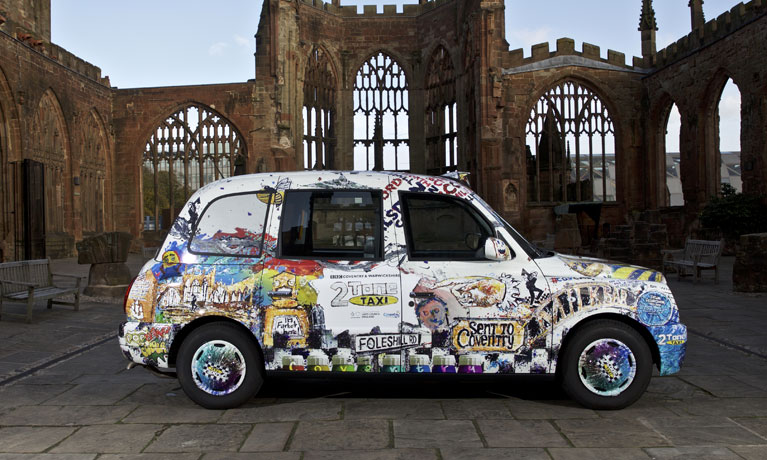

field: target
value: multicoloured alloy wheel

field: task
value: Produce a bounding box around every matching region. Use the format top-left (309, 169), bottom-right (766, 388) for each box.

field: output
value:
top-left (191, 340), bottom-right (247, 396)
top-left (577, 338), bottom-right (637, 397)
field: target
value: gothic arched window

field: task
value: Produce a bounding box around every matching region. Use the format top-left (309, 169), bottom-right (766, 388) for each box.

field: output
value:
top-left (303, 47), bottom-right (336, 170)
top-left (425, 46), bottom-right (457, 175)
top-left (526, 80), bottom-right (615, 203)
top-left (353, 52), bottom-right (409, 171)
top-left (142, 104), bottom-right (246, 231)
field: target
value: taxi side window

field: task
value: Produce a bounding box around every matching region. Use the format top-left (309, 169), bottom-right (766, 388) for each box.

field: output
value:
top-left (280, 190), bottom-right (382, 260)
top-left (401, 193), bottom-right (493, 260)
top-left (189, 192), bottom-right (271, 257)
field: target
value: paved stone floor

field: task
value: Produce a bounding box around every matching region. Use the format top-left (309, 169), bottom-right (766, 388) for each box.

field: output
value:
top-left (0, 257), bottom-right (765, 459)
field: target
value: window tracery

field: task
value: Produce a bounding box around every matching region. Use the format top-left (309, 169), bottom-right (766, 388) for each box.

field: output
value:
top-left (526, 80), bottom-right (616, 203)
top-left (353, 52), bottom-right (409, 171)
top-left (142, 104), bottom-right (246, 231)
top-left (303, 47), bottom-right (336, 170)
top-left (425, 46), bottom-right (457, 174)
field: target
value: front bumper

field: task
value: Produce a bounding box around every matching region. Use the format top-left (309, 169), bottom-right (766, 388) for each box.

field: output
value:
top-left (647, 323), bottom-right (687, 376)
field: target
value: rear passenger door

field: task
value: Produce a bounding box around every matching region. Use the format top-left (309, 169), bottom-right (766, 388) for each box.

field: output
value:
top-left (265, 189), bottom-right (404, 370)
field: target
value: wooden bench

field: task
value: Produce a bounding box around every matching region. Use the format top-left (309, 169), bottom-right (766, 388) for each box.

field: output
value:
top-left (0, 259), bottom-right (83, 323)
top-left (662, 239), bottom-right (724, 283)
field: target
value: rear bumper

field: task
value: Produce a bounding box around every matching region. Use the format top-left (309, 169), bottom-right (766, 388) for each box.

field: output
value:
top-left (118, 321), bottom-right (175, 369)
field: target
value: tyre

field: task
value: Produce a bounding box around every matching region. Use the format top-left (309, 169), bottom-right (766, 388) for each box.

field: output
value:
top-left (176, 322), bottom-right (264, 409)
top-left (560, 320), bottom-right (652, 410)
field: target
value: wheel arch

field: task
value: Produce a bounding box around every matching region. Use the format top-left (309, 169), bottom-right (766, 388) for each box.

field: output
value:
top-left (168, 316), bottom-right (265, 369)
top-left (555, 313), bottom-right (661, 377)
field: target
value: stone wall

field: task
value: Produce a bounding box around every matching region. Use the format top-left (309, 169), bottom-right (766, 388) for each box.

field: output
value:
top-left (733, 232), bottom-right (767, 292)
top-left (0, 23), bottom-right (113, 261)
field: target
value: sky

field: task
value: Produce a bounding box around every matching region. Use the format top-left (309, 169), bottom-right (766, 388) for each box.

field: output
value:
top-left (50, 0), bottom-right (741, 151)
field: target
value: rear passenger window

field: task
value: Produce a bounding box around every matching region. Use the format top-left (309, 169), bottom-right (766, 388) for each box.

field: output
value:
top-left (402, 193), bottom-right (493, 260)
top-left (280, 190), bottom-right (382, 260)
top-left (190, 192), bottom-right (271, 257)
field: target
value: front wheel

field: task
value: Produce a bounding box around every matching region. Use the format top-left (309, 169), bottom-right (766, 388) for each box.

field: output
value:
top-left (177, 323), bottom-right (264, 409)
top-left (560, 320), bottom-right (652, 410)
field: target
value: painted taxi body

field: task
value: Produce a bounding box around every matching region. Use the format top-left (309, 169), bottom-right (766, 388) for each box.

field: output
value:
top-left (119, 171), bottom-right (686, 409)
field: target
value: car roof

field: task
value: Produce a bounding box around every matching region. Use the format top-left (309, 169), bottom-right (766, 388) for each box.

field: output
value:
top-left (192, 170), bottom-right (468, 199)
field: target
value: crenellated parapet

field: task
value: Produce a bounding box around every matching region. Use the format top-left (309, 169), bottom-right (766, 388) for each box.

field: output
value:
top-left (297, 0), bottom-right (455, 17)
top-left (504, 38), bottom-right (645, 74)
top-left (0, 16), bottom-right (109, 86)
top-left (655, 0), bottom-right (766, 68)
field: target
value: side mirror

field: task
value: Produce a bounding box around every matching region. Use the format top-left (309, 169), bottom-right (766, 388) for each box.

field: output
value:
top-left (484, 237), bottom-right (512, 261)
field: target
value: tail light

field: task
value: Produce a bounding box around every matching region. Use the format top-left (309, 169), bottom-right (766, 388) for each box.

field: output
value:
top-left (124, 277), bottom-right (137, 315)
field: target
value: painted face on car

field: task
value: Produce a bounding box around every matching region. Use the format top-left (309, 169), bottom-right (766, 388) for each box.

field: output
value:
top-left (417, 297), bottom-right (448, 331)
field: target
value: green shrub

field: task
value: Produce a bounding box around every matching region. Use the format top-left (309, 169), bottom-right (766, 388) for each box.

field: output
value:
top-left (699, 184), bottom-right (767, 239)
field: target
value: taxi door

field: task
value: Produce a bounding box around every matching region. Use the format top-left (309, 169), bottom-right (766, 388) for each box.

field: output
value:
top-left (393, 190), bottom-right (552, 374)
top-left (262, 180), bottom-right (404, 372)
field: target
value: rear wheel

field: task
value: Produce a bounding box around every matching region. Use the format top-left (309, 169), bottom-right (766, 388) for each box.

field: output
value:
top-left (560, 320), bottom-right (652, 410)
top-left (177, 323), bottom-right (264, 409)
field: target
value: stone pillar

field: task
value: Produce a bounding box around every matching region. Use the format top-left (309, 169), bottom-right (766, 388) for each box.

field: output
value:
top-left (639, 0), bottom-right (657, 66)
top-left (740, 91), bottom-right (767, 197)
top-left (76, 232), bottom-right (134, 297)
top-left (689, 0), bottom-right (705, 30)
top-left (733, 233), bottom-right (767, 292)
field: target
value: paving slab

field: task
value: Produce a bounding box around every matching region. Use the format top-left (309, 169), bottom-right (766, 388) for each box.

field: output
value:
top-left (98, 455), bottom-right (202, 460)
top-left (440, 447), bottom-right (550, 460)
top-left (548, 448), bottom-right (651, 459)
top-left (644, 416), bottom-right (767, 446)
top-left (122, 405), bottom-right (223, 424)
top-left (303, 448), bottom-right (438, 460)
top-left (671, 397), bottom-right (767, 417)
top-left (203, 454), bottom-right (300, 460)
top-left (144, 424), bottom-right (251, 453)
top-left (679, 375), bottom-right (767, 398)
top-left (393, 420), bottom-right (482, 448)
top-left (441, 399), bottom-right (513, 419)
top-left (505, 398), bottom-right (598, 419)
top-left (475, 419), bottom-right (569, 448)
top-left (221, 400), bottom-right (343, 423)
top-left (41, 383), bottom-right (142, 406)
top-left (642, 446), bottom-right (743, 459)
top-left (0, 426), bottom-right (77, 453)
top-left (344, 399), bottom-right (445, 420)
top-left (0, 384), bottom-right (73, 410)
top-left (51, 424), bottom-right (164, 454)
top-left (0, 405), bottom-right (135, 426)
top-left (0, 455), bottom-right (96, 460)
top-left (728, 445), bottom-right (767, 460)
top-left (239, 422), bottom-right (295, 452)
top-left (731, 416), bottom-right (767, 437)
top-left (553, 418), bottom-right (669, 448)
top-left (288, 420), bottom-right (390, 451)
top-left (117, 382), bottom-right (197, 408)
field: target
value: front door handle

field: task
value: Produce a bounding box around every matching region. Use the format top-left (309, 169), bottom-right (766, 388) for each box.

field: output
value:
top-left (409, 291), bottom-right (434, 299)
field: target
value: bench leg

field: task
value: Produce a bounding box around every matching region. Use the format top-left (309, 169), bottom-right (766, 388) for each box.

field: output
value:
top-left (26, 294), bottom-right (35, 324)
top-left (715, 266), bottom-right (719, 284)
top-left (47, 298), bottom-right (53, 309)
top-left (74, 291), bottom-right (80, 312)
